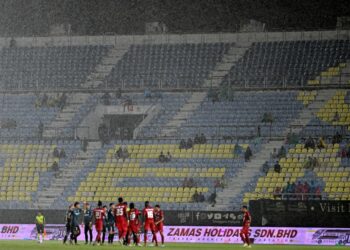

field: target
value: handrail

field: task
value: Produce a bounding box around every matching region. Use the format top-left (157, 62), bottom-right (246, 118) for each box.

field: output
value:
top-left (271, 192), bottom-right (324, 200)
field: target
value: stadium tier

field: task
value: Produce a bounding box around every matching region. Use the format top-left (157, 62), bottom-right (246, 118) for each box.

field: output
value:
top-left (244, 141), bottom-right (350, 202)
top-left (0, 140), bottom-right (80, 208)
top-left (222, 39), bottom-right (350, 87)
top-left (180, 90), bottom-right (304, 138)
top-left (65, 141), bottom-right (260, 210)
top-left (0, 35), bottom-right (348, 213)
top-left (105, 43), bottom-right (231, 88)
top-left (0, 45), bottom-right (110, 89)
top-left (0, 94), bottom-right (60, 138)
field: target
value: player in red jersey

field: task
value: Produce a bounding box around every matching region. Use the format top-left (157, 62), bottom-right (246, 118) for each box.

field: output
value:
top-left (240, 205), bottom-right (252, 248)
top-left (114, 197), bottom-right (128, 245)
top-left (127, 202), bottom-right (141, 246)
top-left (93, 200), bottom-right (106, 246)
top-left (142, 201), bottom-right (158, 247)
top-left (152, 204), bottom-right (165, 247)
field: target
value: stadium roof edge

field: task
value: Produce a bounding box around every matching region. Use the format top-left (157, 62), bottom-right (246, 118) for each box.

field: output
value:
top-left (0, 29), bottom-right (349, 48)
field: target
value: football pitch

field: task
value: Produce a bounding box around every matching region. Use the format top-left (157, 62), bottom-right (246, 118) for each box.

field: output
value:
top-left (0, 241), bottom-right (347, 250)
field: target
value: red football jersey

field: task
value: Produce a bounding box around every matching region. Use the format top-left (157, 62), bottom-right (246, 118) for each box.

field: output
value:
top-left (114, 203), bottom-right (128, 223)
top-left (143, 207), bottom-right (155, 222)
top-left (154, 209), bottom-right (164, 224)
top-left (128, 208), bottom-right (140, 226)
top-left (93, 207), bottom-right (106, 224)
top-left (243, 211), bottom-right (251, 226)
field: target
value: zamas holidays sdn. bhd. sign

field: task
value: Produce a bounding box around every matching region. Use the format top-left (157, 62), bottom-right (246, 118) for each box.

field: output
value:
top-left (0, 225), bottom-right (349, 246)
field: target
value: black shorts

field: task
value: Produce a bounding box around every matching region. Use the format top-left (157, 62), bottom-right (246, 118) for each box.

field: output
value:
top-left (36, 224), bottom-right (44, 234)
top-left (106, 223), bottom-right (115, 233)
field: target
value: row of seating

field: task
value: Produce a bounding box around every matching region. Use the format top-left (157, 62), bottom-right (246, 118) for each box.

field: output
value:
top-left (222, 40), bottom-right (350, 87)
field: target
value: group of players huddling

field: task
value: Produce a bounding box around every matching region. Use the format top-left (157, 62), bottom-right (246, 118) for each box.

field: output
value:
top-left (63, 197), bottom-right (165, 247)
top-left (35, 197), bottom-right (251, 247)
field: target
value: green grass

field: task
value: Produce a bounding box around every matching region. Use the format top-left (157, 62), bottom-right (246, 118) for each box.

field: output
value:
top-left (0, 241), bottom-right (347, 250)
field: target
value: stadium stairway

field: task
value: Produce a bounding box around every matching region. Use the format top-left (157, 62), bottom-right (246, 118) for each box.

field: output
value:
top-left (85, 45), bottom-right (130, 88)
top-left (160, 92), bottom-right (207, 137)
top-left (209, 140), bottom-right (283, 211)
top-left (289, 89), bottom-right (338, 135)
top-left (204, 42), bottom-right (252, 87)
top-left (34, 141), bottom-right (102, 208)
top-left (42, 93), bottom-right (94, 138)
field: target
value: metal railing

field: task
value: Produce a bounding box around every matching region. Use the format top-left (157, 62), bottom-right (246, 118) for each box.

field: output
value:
top-left (0, 125), bottom-right (90, 140)
top-left (271, 192), bottom-right (323, 200)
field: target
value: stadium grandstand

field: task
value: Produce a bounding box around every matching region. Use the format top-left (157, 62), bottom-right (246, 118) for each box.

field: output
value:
top-left (0, 0), bottom-right (349, 248)
top-left (1, 31), bottom-right (350, 212)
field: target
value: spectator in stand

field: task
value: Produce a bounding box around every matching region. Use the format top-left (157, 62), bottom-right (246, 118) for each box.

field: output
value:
top-left (58, 93), bottom-right (67, 110)
top-left (214, 178), bottom-right (221, 188)
top-left (270, 148), bottom-right (278, 160)
top-left (208, 191), bottom-right (216, 207)
top-left (59, 148), bottom-right (66, 158)
top-left (290, 182), bottom-right (296, 194)
top-left (340, 147), bottom-right (347, 158)
top-left (165, 152), bottom-right (172, 162)
top-left (53, 147), bottom-right (60, 158)
top-left (82, 137), bottom-right (88, 152)
top-left (52, 161), bottom-right (59, 170)
top-left (233, 143), bottom-right (243, 156)
top-left (257, 125), bottom-right (261, 137)
top-left (304, 156), bottom-right (313, 169)
top-left (121, 147), bottom-right (129, 161)
top-left (158, 152), bottom-right (166, 163)
top-left (315, 186), bottom-right (322, 200)
top-left (186, 138), bottom-right (193, 149)
top-left (274, 161), bottom-right (281, 173)
top-left (38, 121), bottom-right (44, 139)
top-left (262, 161), bottom-right (269, 175)
top-left (198, 192), bottom-right (205, 202)
top-left (274, 187), bottom-right (282, 199)
top-left (317, 137), bottom-right (326, 149)
top-left (115, 147), bottom-right (122, 159)
top-left (305, 136), bottom-right (315, 150)
top-left (313, 157), bottom-right (320, 169)
top-left (101, 92), bottom-right (111, 105)
top-left (115, 88), bottom-right (122, 99)
top-left (144, 88), bottom-right (152, 99)
top-left (346, 147), bottom-right (350, 158)
top-left (244, 146), bottom-right (252, 162)
top-left (98, 124), bottom-right (109, 147)
top-left (285, 181), bottom-right (293, 193)
top-left (42, 94), bottom-right (48, 107)
top-left (332, 132), bottom-right (342, 144)
top-left (192, 191), bottom-right (199, 203)
top-left (199, 133), bottom-right (207, 144)
top-left (277, 146), bottom-right (286, 158)
top-left (122, 96), bottom-right (133, 112)
top-left (309, 181), bottom-right (316, 194)
top-left (295, 181), bottom-right (304, 194)
top-left (220, 176), bottom-right (226, 188)
top-left (194, 134), bottom-right (200, 144)
top-left (304, 156), bottom-right (319, 170)
top-left (302, 182), bottom-right (310, 200)
top-left (52, 161), bottom-right (59, 177)
top-left (179, 139), bottom-right (186, 150)
top-left (332, 111), bottom-right (340, 122)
